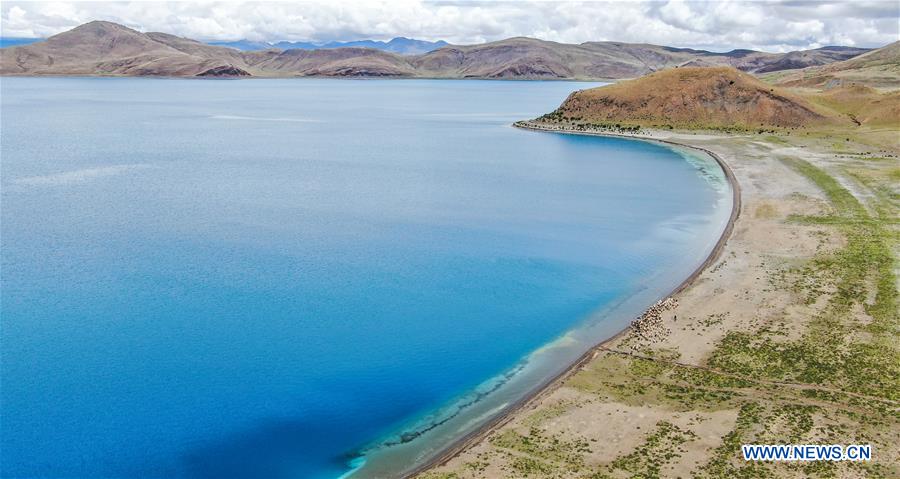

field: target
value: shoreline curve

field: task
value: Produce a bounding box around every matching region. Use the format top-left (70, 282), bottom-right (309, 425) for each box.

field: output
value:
top-left (396, 122), bottom-right (743, 479)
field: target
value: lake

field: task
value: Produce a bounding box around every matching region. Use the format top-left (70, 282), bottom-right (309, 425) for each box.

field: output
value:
top-left (0, 78), bottom-right (731, 478)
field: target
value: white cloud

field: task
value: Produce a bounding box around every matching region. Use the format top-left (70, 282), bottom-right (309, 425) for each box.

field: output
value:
top-left (1, 0), bottom-right (897, 51)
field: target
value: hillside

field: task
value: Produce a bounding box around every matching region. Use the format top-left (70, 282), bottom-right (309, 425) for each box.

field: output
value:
top-left (0, 21), bottom-right (873, 79)
top-left (531, 67), bottom-right (834, 130)
top-left (770, 42), bottom-right (900, 89)
top-left (803, 84), bottom-right (900, 127)
top-left (411, 38), bottom-right (705, 79)
top-left (244, 47), bottom-right (416, 77)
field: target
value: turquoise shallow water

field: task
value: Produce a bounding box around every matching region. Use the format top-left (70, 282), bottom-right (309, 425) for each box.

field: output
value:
top-left (0, 78), bottom-right (730, 478)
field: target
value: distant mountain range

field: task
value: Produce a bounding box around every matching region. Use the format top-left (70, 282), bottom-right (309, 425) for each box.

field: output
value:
top-left (0, 21), bottom-right (876, 80)
top-left (0, 36), bottom-right (447, 55)
top-left (209, 37), bottom-right (449, 55)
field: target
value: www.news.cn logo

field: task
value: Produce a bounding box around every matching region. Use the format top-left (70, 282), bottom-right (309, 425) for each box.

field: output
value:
top-left (742, 444), bottom-right (871, 461)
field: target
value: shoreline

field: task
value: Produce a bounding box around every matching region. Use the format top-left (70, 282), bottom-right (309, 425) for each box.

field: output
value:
top-left (400, 122), bottom-right (742, 479)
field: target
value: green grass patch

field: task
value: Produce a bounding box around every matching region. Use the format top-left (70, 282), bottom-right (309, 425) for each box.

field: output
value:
top-left (708, 157), bottom-right (898, 401)
top-left (490, 427), bottom-right (590, 472)
top-left (700, 402), bottom-right (773, 479)
top-left (595, 421), bottom-right (698, 479)
top-left (780, 157), bottom-right (867, 217)
top-left (508, 456), bottom-right (557, 476)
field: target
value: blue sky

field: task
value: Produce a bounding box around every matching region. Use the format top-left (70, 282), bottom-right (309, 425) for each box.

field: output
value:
top-left (2, 1), bottom-right (898, 52)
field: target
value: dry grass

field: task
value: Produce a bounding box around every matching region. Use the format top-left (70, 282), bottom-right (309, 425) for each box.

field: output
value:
top-left (545, 67), bottom-right (833, 130)
top-left (770, 41), bottom-right (900, 90)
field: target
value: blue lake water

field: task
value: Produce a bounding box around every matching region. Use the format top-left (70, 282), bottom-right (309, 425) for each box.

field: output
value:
top-left (0, 78), bottom-right (731, 478)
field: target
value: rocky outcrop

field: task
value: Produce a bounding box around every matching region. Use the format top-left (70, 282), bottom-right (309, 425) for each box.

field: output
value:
top-left (196, 65), bottom-right (251, 77)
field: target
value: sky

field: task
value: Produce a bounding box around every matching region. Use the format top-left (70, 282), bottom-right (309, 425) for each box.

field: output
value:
top-left (1, 0), bottom-right (898, 52)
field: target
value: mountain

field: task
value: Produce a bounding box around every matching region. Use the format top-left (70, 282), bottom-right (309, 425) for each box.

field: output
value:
top-left (0, 21), bottom-right (875, 79)
top-left (382, 37), bottom-right (450, 55)
top-left (531, 67), bottom-right (833, 130)
top-left (208, 40), bottom-right (274, 51)
top-left (769, 42), bottom-right (900, 89)
top-left (244, 47), bottom-right (417, 77)
top-left (0, 21), bottom-right (253, 76)
top-left (411, 37), bottom-right (671, 79)
top-left (210, 37), bottom-right (448, 55)
top-left (712, 46), bottom-right (870, 73)
top-left (409, 39), bottom-right (867, 80)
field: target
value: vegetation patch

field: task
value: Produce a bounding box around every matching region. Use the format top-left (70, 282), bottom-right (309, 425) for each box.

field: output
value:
top-left (708, 157), bottom-right (898, 401)
top-left (490, 427), bottom-right (591, 472)
top-left (523, 400), bottom-right (579, 428)
top-left (601, 421), bottom-right (698, 479)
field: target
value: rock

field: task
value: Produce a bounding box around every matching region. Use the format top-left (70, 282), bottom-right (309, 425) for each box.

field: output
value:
top-left (196, 65), bottom-right (251, 77)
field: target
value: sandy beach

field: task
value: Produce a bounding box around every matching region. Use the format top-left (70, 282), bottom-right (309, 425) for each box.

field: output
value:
top-left (420, 125), bottom-right (899, 478)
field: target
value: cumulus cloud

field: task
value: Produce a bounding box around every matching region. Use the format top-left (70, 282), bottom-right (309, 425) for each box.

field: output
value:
top-left (1, 0), bottom-right (897, 52)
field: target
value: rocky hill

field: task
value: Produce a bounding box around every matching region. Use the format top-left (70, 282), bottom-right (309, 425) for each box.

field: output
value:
top-left (0, 21), bottom-right (873, 79)
top-left (532, 67), bottom-right (834, 130)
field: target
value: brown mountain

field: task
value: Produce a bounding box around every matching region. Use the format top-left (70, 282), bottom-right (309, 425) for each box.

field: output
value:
top-left (0, 21), bottom-right (252, 76)
top-left (0, 21), bottom-right (873, 79)
top-left (246, 47), bottom-right (417, 77)
top-left (718, 46), bottom-right (873, 73)
top-left (411, 38), bottom-right (701, 79)
top-left (534, 67), bottom-right (833, 130)
top-left (411, 40), bottom-right (869, 80)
